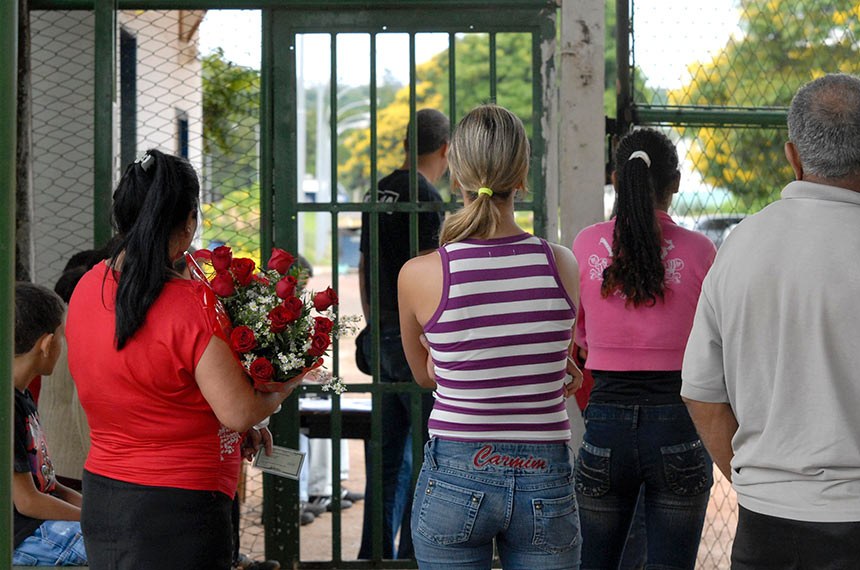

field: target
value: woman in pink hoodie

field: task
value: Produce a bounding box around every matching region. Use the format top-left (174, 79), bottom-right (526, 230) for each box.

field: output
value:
top-left (572, 129), bottom-right (716, 570)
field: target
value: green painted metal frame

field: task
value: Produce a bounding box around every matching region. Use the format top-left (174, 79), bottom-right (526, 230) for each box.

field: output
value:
top-left (267, 4), bottom-right (557, 568)
top-left (32, 0), bottom-right (556, 8)
top-left (94, 0), bottom-right (117, 248)
top-left (1, 0), bottom-right (18, 563)
top-left (1, 0), bottom-right (557, 564)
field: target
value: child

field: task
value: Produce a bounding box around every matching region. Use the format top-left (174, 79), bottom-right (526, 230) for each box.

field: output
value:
top-left (12, 281), bottom-right (87, 566)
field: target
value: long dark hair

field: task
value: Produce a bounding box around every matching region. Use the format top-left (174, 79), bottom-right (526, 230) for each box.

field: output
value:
top-left (601, 129), bottom-right (679, 307)
top-left (110, 149), bottom-right (199, 349)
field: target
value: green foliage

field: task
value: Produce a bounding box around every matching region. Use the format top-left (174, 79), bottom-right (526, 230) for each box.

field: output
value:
top-left (202, 49), bottom-right (260, 198)
top-left (339, 33), bottom-right (535, 197)
top-left (202, 182), bottom-right (261, 263)
top-left (671, 1), bottom-right (860, 204)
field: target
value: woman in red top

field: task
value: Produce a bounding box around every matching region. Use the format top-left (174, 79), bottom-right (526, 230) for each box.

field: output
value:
top-left (66, 150), bottom-right (295, 570)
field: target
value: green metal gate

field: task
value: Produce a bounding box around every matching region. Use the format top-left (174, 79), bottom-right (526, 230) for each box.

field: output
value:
top-left (1, 0), bottom-right (557, 566)
top-left (265, 4), bottom-right (557, 566)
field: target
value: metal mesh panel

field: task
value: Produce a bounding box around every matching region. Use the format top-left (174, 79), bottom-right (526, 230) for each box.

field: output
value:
top-left (30, 10), bottom-right (96, 288)
top-left (620, 1), bottom-right (854, 567)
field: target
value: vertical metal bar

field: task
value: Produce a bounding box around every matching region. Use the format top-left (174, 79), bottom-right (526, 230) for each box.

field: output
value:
top-left (489, 32), bottom-right (497, 104)
top-left (531, 25), bottom-right (548, 238)
top-left (367, 30), bottom-right (384, 563)
top-left (406, 31), bottom-right (426, 522)
top-left (265, 15), bottom-right (301, 566)
top-left (0, 0), bottom-right (18, 560)
top-left (260, 9), bottom-right (274, 258)
top-left (407, 32), bottom-right (418, 255)
top-left (93, 0), bottom-right (116, 248)
top-left (448, 32), bottom-right (456, 139)
top-left (327, 31), bottom-right (345, 564)
top-left (616, 0), bottom-right (631, 135)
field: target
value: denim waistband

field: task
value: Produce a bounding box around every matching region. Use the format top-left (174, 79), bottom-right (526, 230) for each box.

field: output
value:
top-left (584, 402), bottom-right (692, 422)
top-left (426, 438), bottom-right (572, 474)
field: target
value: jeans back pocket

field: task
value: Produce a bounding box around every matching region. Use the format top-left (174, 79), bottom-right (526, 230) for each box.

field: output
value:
top-left (574, 441), bottom-right (611, 497)
top-left (532, 493), bottom-right (581, 554)
top-left (416, 478), bottom-right (484, 545)
top-left (661, 439), bottom-right (713, 496)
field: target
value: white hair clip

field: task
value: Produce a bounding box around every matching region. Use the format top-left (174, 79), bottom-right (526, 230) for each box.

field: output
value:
top-left (628, 150), bottom-right (651, 168)
top-left (135, 152), bottom-right (155, 172)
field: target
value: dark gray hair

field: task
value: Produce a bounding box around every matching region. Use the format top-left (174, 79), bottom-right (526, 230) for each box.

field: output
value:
top-left (406, 108), bottom-right (450, 155)
top-left (788, 73), bottom-right (860, 179)
top-left (15, 282), bottom-right (65, 355)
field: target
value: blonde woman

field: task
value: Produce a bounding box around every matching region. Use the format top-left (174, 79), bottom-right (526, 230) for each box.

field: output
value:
top-left (398, 104), bottom-right (583, 570)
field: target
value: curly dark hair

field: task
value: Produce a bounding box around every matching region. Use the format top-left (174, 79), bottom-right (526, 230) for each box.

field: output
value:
top-left (601, 129), bottom-right (680, 307)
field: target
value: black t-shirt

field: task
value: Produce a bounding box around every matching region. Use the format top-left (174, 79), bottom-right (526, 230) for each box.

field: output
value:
top-left (14, 388), bottom-right (58, 547)
top-left (359, 169), bottom-right (443, 325)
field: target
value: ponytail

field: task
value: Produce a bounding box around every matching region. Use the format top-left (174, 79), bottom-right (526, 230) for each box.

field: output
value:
top-left (111, 149), bottom-right (199, 349)
top-left (440, 105), bottom-right (529, 244)
top-left (439, 188), bottom-right (507, 244)
top-left (600, 129), bottom-right (679, 307)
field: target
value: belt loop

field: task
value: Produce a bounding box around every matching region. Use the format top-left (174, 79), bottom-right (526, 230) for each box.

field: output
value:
top-left (425, 437), bottom-right (438, 469)
top-left (632, 405), bottom-right (640, 428)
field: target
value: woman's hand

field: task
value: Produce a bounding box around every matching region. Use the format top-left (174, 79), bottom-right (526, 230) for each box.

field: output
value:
top-left (241, 426), bottom-right (273, 461)
top-left (562, 355), bottom-right (584, 399)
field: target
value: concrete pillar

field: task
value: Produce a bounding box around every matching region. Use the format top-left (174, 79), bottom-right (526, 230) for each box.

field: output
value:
top-left (558, 0), bottom-right (606, 249)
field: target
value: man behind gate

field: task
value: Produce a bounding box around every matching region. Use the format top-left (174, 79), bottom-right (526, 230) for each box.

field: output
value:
top-left (357, 108), bottom-right (449, 559)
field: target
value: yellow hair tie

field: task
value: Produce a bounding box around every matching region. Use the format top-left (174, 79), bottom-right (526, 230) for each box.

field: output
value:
top-left (477, 187), bottom-right (493, 197)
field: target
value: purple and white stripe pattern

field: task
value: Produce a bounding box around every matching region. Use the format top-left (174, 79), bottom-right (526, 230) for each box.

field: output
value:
top-left (424, 233), bottom-right (576, 442)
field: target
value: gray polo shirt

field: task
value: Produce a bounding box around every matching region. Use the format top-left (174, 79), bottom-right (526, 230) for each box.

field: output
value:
top-left (682, 180), bottom-right (860, 523)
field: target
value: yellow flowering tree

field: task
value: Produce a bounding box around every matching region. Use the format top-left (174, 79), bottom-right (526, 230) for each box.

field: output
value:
top-left (670, 1), bottom-right (860, 207)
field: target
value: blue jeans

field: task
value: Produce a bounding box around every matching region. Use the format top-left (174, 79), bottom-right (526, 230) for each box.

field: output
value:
top-left (412, 438), bottom-right (581, 570)
top-left (575, 404), bottom-right (712, 570)
top-left (13, 520), bottom-right (87, 566)
top-left (359, 326), bottom-right (434, 559)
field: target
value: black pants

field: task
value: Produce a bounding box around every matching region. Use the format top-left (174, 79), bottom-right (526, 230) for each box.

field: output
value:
top-left (82, 470), bottom-right (233, 570)
top-left (732, 505), bottom-right (860, 570)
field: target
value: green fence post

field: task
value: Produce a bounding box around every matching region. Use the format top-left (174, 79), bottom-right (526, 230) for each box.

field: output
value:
top-left (0, 0), bottom-right (18, 562)
top-left (94, 0), bottom-right (115, 247)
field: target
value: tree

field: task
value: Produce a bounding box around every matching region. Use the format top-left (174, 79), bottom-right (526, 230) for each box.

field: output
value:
top-left (339, 33), bottom-right (533, 197)
top-left (669, 1), bottom-right (860, 207)
top-left (202, 49), bottom-right (260, 201)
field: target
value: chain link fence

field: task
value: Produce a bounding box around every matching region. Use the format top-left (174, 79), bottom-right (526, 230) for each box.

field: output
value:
top-left (627, 1), bottom-right (860, 567)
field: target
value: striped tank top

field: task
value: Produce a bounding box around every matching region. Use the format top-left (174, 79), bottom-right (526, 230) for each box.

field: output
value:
top-left (423, 233), bottom-right (576, 442)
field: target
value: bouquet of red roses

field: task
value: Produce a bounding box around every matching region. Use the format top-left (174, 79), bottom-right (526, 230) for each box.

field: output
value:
top-left (187, 246), bottom-right (356, 393)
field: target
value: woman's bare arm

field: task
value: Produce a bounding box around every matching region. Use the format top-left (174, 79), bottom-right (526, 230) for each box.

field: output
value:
top-left (397, 253), bottom-right (443, 389)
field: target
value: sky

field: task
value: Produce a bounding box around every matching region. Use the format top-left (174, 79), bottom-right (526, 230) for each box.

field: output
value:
top-left (198, 1), bottom-right (743, 91)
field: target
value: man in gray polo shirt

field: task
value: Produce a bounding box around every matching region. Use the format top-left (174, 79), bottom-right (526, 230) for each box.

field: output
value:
top-left (682, 73), bottom-right (860, 568)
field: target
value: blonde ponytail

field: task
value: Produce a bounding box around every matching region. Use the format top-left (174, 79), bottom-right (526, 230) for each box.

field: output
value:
top-left (439, 192), bottom-right (503, 243)
top-left (440, 105), bottom-right (530, 244)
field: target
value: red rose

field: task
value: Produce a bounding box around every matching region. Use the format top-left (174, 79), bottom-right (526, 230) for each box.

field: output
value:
top-left (268, 248), bottom-right (295, 275)
top-left (283, 296), bottom-right (304, 321)
top-left (275, 275), bottom-right (298, 299)
top-left (252, 273), bottom-right (270, 286)
top-left (249, 357), bottom-right (275, 382)
top-left (307, 331), bottom-right (331, 357)
top-left (230, 326), bottom-right (257, 353)
top-left (231, 258), bottom-right (256, 287)
top-left (211, 246), bottom-right (233, 272)
top-left (313, 316), bottom-right (333, 334)
top-left (211, 271), bottom-right (236, 297)
top-left (312, 287), bottom-right (338, 311)
top-left (268, 304), bottom-right (298, 333)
